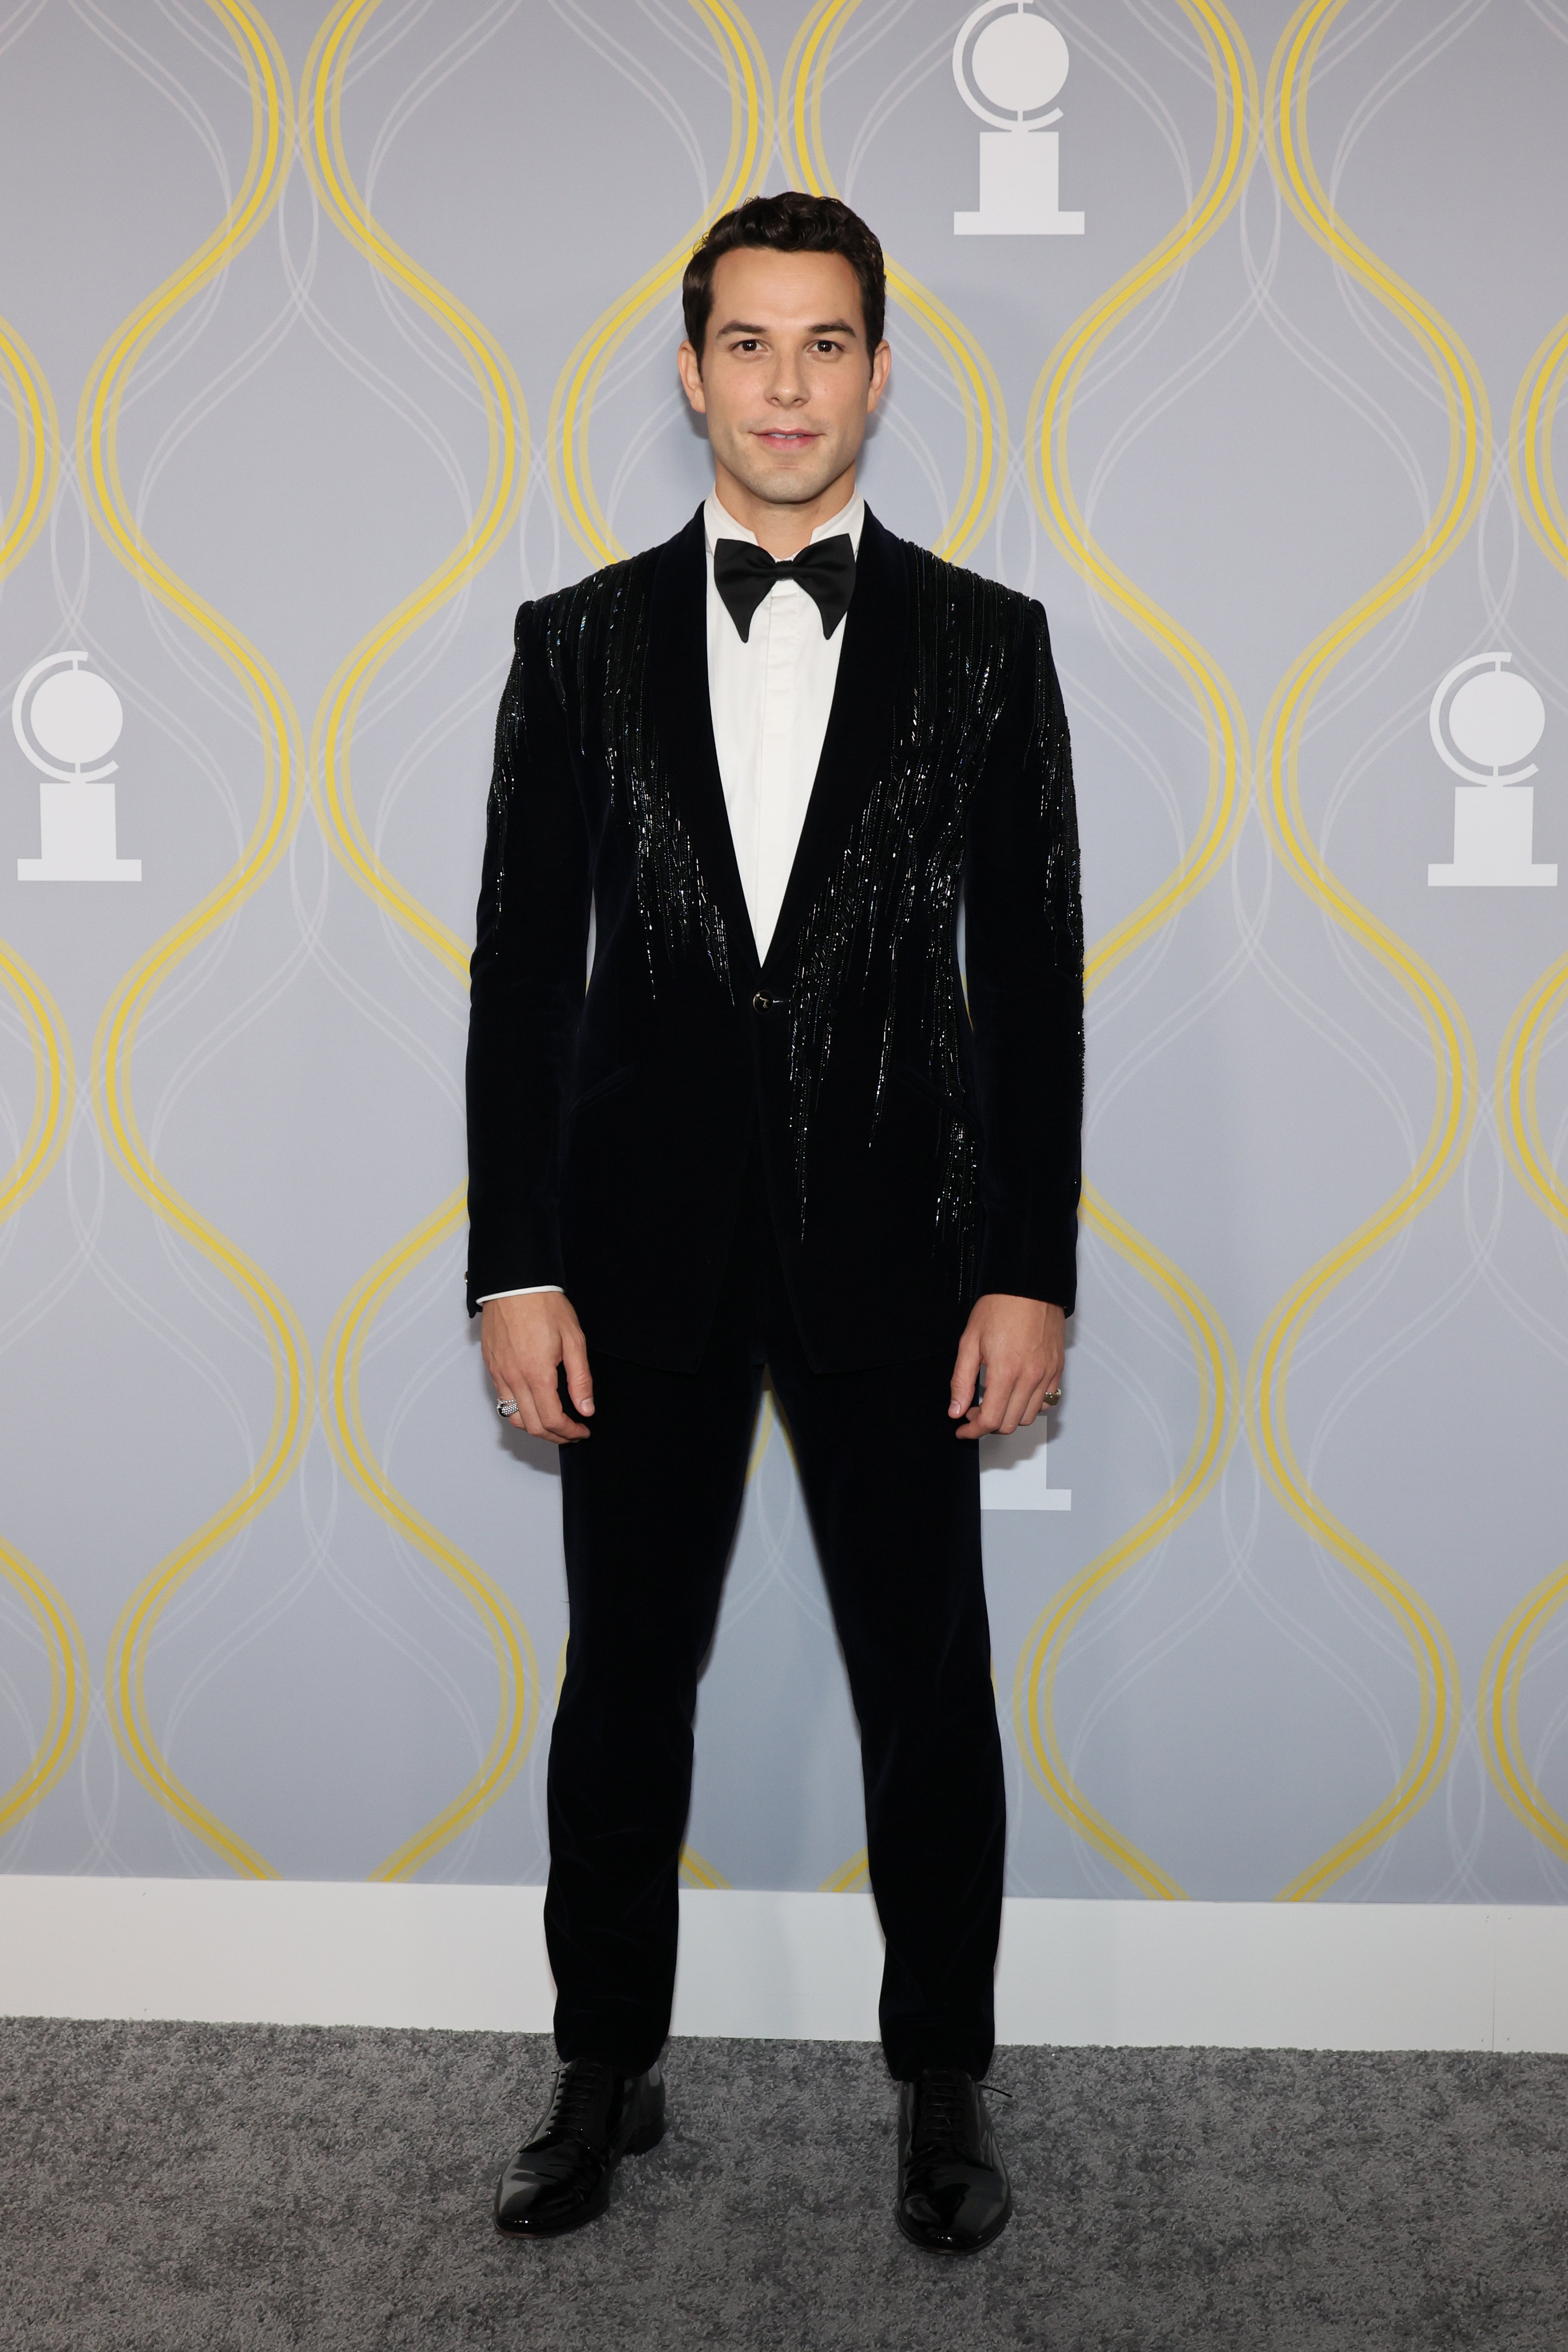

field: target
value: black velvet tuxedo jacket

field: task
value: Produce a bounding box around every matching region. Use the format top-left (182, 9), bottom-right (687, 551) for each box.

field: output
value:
top-left (465, 505), bottom-right (1083, 1376)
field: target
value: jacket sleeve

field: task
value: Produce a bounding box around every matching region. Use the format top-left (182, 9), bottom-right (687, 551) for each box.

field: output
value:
top-left (962, 597), bottom-right (1085, 1314)
top-left (464, 600), bottom-right (592, 1316)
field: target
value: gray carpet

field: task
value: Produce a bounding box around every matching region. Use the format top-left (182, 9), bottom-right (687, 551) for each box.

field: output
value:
top-left (3, 2025), bottom-right (1566, 2350)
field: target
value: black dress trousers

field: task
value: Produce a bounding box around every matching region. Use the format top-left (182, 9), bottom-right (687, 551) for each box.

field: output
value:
top-left (544, 1140), bottom-right (1007, 2082)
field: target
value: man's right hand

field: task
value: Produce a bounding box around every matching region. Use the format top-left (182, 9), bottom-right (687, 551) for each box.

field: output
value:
top-left (481, 1292), bottom-right (595, 1444)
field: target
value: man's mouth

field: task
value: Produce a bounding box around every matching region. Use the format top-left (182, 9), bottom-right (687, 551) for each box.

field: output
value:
top-left (755, 430), bottom-right (818, 448)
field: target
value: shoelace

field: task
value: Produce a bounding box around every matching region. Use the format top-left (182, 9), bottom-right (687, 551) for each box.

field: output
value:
top-left (911, 2071), bottom-right (1012, 2152)
top-left (541, 2058), bottom-right (617, 2143)
top-left (913, 2069), bottom-right (976, 2151)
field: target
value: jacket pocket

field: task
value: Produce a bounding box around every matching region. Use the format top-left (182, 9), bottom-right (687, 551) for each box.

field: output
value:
top-left (891, 1063), bottom-right (968, 1120)
top-left (566, 1063), bottom-right (635, 1117)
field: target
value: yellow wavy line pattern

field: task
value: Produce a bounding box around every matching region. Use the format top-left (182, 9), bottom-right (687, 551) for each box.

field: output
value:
top-left (0, 319), bottom-right (89, 1838)
top-left (1027, 0), bottom-right (1257, 990)
top-left (550, 0), bottom-right (772, 566)
top-left (318, 1201), bottom-right (539, 1883)
top-left (1479, 1570), bottom-right (1568, 1867)
top-left (302, 0), bottom-right (528, 979)
top-left (0, 314), bottom-right (58, 575)
top-left (1013, 2), bottom-right (1254, 1898)
top-left (0, 1528), bottom-right (90, 1843)
top-left (1497, 946), bottom-right (1568, 1236)
top-left (0, 940), bottom-right (72, 1236)
top-left (679, 1844), bottom-right (731, 1889)
top-left (0, 315), bottom-right (71, 1240)
top-left (301, 0), bottom-right (539, 1881)
top-left (819, 1846), bottom-right (869, 1893)
top-left (86, 0), bottom-right (309, 1880)
top-left (1495, 310), bottom-right (1568, 1241)
top-left (779, 0), bottom-right (1005, 563)
top-left (1248, 0), bottom-right (1483, 1902)
top-left (1476, 320), bottom-right (1568, 1852)
top-left (1014, 1190), bottom-right (1239, 1900)
top-left (1512, 312), bottom-right (1568, 584)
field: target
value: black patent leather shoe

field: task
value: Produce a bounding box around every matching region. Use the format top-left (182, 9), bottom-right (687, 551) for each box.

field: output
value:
top-left (894, 2068), bottom-right (1013, 2255)
top-left (493, 2056), bottom-right (666, 2237)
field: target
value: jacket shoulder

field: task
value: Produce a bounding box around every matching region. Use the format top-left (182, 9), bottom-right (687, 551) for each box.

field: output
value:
top-left (875, 522), bottom-right (1043, 648)
top-left (514, 543), bottom-right (660, 650)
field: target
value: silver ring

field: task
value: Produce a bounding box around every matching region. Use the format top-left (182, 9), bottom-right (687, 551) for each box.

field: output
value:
top-left (1043, 1388), bottom-right (1063, 1408)
top-left (497, 1397), bottom-right (519, 1419)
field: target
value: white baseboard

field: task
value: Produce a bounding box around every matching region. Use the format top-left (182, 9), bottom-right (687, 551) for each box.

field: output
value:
top-left (4, 1878), bottom-right (1568, 2051)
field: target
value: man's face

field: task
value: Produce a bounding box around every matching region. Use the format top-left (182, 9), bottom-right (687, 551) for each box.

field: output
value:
top-left (678, 246), bottom-right (890, 510)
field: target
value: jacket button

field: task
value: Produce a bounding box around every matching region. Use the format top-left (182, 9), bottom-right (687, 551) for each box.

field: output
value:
top-left (752, 991), bottom-right (770, 1013)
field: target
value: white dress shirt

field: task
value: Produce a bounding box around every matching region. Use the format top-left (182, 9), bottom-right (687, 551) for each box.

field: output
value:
top-left (704, 487), bottom-right (864, 960)
top-left (479, 487), bottom-right (863, 1305)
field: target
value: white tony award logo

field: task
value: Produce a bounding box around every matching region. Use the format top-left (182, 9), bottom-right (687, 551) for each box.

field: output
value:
top-left (13, 651), bottom-right (140, 882)
top-left (953, 1), bottom-right (1084, 238)
top-left (1427, 653), bottom-right (1555, 889)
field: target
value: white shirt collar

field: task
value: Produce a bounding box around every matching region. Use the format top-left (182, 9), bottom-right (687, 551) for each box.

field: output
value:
top-left (703, 487), bottom-right (865, 557)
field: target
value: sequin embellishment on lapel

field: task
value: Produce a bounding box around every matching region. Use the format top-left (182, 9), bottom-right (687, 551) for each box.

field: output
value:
top-left (786, 553), bottom-right (1080, 1283)
top-left (541, 554), bottom-right (731, 998)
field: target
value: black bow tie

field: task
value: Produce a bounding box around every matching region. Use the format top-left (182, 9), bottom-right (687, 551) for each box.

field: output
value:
top-left (713, 533), bottom-right (857, 643)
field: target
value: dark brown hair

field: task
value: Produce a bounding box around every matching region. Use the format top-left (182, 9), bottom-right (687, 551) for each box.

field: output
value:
top-left (682, 191), bottom-right (886, 363)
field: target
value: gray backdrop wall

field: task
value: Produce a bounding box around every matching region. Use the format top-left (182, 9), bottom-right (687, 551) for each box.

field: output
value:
top-left (2, 0), bottom-right (1566, 1913)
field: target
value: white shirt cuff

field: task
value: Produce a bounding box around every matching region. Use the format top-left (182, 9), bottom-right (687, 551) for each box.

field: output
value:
top-left (476, 1285), bottom-right (564, 1301)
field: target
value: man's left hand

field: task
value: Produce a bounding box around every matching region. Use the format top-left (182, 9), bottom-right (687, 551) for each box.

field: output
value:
top-left (949, 1294), bottom-right (1065, 1439)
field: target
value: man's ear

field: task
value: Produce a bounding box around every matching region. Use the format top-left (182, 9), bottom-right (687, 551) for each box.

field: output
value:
top-left (677, 339), bottom-right (708, 414)
top-left (866, 339), bottom-right (892, 414)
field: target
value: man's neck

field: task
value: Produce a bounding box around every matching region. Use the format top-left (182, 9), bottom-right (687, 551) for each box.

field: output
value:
top-left (711, 462), bottom-right (858, 559)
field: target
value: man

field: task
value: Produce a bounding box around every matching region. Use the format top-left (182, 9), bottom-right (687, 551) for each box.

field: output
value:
top-left (466, 191), bottom-right (1082, 2256)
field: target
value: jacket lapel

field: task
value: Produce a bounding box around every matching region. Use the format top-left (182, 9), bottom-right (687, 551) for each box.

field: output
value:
top-left (648, 508), bottom-right (763, 985)
top-left (760, 505), bottom-right (904, 986)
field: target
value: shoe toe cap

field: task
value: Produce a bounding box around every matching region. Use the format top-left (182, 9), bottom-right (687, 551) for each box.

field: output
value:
top-left (898, 2167), bottom-right (1011, 2253)
top-left (494, 2154), bottom-right (605, 2236)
